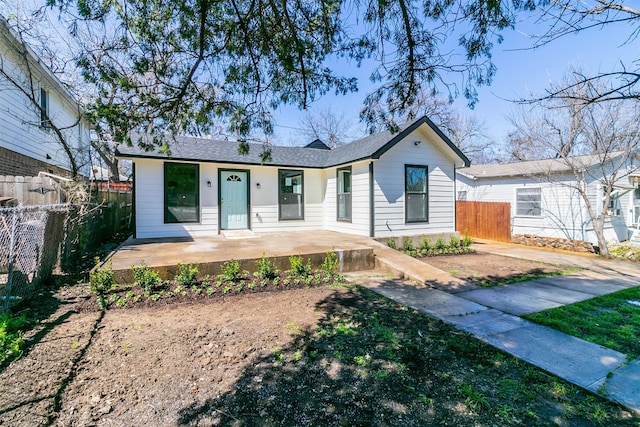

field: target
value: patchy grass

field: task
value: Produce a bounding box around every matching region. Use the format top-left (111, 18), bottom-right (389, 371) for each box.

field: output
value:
top-left (421, 253), bottom-right (581, 288)
top-left (0, 313), bottom-right (28, 365)
top-left (524, 287), bottom-right (640, 359)
top-left (474, 267), bottom-right (582, 288)
top-left (183, 286), bottom-right (638, 425)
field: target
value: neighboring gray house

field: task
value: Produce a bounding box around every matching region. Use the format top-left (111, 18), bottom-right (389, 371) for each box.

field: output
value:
top-left (457, 153), bottom-right (640, 246)
top-left (116, 116), bottom-right (470, 239)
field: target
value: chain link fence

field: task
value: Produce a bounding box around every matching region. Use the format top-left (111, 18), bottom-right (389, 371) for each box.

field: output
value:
top-left (0, 205), bottom-right (68, 312)
top-left (0, 188), bottom-right (133, 311)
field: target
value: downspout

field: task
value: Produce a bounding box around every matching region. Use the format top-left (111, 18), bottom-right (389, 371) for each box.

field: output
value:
top-left (369, 161), bottom-right (375, 238)
top-left (132, 162), bottom-right (137, 239)
top-left (453, 166), bottom-right (457, 233)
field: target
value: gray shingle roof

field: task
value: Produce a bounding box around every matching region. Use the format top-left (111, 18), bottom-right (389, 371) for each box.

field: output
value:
top-left (115, 116), bottom-right (470, 168)
top-left (459, 152), bottom-right (628, 179)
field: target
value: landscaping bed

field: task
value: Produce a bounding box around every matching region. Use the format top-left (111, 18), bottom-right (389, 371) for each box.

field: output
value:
top-left (420, 252), bottom-right (578, 287)
top-left (87, 254), bottom-right (345, 310)
top-left (1, 282), bottom-right (637, 426)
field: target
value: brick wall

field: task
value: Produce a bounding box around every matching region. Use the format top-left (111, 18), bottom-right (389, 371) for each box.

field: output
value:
top-left (0, 146), bottom-right (70, 177)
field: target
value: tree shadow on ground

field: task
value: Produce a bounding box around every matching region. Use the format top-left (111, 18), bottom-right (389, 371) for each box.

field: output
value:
top-left (0, 273), bottom-right (88, 374)
top-left (466, 267), bottom-right (565, 287)
top-left (176, 286), bottom-right (634, 426)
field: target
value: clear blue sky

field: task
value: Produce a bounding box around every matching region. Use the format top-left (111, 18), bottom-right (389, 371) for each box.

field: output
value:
top-left (272, 13), bottom-right (638, 148)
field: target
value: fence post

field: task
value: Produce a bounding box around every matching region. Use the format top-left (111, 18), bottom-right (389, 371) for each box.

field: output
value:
top-left (4, 208), bottom-right (19, 312)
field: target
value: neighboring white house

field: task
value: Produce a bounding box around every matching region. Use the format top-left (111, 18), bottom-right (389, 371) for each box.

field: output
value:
top-left (456, 153), bottom-right (640, 246)
top-left (115, 116), bottom-right (470, 239)
top-left (0, 16), bottom-right (90, 177)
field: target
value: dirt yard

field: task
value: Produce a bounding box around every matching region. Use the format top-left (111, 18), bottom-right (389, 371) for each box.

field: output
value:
top-left (0, 253), bottom-right (636, 426)
top-left (420, 252), bottom-right (575, 287)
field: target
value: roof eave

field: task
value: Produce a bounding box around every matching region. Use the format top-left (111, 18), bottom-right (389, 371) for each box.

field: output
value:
top-left (115, 151), bottom-right (328, 169)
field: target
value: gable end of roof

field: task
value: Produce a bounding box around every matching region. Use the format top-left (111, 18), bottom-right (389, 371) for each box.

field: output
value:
top-left (371, 116), bottom-right (470, 166)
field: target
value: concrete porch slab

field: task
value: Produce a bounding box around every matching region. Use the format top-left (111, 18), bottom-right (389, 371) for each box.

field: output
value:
top-left (108, 230), bottom-right (377, 283)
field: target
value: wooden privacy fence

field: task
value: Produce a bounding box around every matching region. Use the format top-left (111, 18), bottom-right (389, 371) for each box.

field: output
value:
top-left (456, 200), bottom-right (511, 242)
top-left (0, 175), bottom-right (62, 205)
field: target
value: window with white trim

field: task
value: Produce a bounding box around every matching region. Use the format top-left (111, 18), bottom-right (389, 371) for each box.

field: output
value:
top-left (279, 169), bottom-right (304, 220)
top-left (337, 167), bottom-right (352, 221)
top-left (516, 188), bottom-right (541, 216)
top-left (405, 165), bottom-right (428, 223)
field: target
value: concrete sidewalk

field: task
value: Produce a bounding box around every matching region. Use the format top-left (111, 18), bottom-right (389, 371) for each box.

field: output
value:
top-left (472, 239), bottom-right (640, 279)
top-left (356, 243), bottom-right (640, 414)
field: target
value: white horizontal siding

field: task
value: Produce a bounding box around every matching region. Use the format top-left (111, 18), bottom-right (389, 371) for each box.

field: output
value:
top-left (456, 172), bottom-right (628, 244)
top-left (251, 168), bottom-right (324, 232)
top-left (373, 128), bottom-right (456, 238)
top-left (132, 128), bottom-right (463, 239)
top-left (0, 32), bottom-right (90, 175)
top-left (323, 161), bottom-right (370, 236)
top-left (134, 159), bottom-right (325, 237)
top-left (135, 159), bottom-right (218, 238)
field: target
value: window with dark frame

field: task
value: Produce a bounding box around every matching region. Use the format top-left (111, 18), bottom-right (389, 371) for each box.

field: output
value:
top-left (405, 165), bottom-right (428, 223)
top-left (457, 190), bottom-right (467, 201)
top-left (40, 88), bottom-right (50, 129)
top-left (516, 188), bottom-right (541, 216)
top-left (279, 169), bottom-right (304, 220)
top-left (337, 167), bottom-right (352, 221)
top-left (164, 162), bottom-right (200, 223)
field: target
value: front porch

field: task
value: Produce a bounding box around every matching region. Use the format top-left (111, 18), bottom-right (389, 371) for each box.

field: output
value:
top-left (108, 230), bottom-right (379, 283)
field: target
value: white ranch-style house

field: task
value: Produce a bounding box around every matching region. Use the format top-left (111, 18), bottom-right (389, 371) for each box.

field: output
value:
top-left (116, 117), bottom-right (470, 240)
top-left (0, 16), bottom-right (90, 177)
top-left (456, 153), bottom-right (640, 247)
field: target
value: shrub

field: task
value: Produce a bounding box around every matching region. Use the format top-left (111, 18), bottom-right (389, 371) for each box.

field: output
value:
top-left (0, 313), bottom-right (27, 364)
top-left (220, 259), bottom-right (241, 282)
top-left (419, 237), bottom-right (432, 251)
top-left (403, 237), bottom-right (414, 252)
top-left (386, 238), bottom-right (397, 249)
top-left (256, 255), bottom-right (278, 280)
top-left (175, 263), bottom-right (199, 286)
top-left (89, 258), bottom-right (115, 296)
top-left (289, 255), bottom-right (311, 277)
top-left (131, 262), bottom-right (162, 292)
top-left (434, 237), bottom-right (446, 251)
top-left (449, 235), bottom-right (460, 249)
top-left (462, 230), bottom-right (474, 248)
top-left (321, 251), bottom-right (339, 275)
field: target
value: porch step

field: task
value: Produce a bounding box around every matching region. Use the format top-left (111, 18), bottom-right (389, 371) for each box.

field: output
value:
top-left (221, 229), bottom-right (259, 240)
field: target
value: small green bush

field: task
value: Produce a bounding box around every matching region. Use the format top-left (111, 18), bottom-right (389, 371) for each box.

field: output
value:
top-left (175, 263), bottom-right (199, 286)
top-left (289, 255), bottom-right (312, 277)
top-left (0, 313), bottom-right (27, 364)
top-left (386, 238), bottom-right (397, 249)
top-left (89, 258), bottom-right (115, 296)
top-left (449, 235), bottom-right (460, 249)
top-left (462, 230), bottom-right (473, 248)
top-left (220, 259), bottom-right (241, 282)
top-left (419, 237), bottom-right (432, 251)
top-left (131, 262), bottom-right (162, 292)
top-left (434, 237), bottom-right (446, 250)
top-left (256, 255), bottom-right (278, 280)
top-left (321, 251), bottom-right (339, 275)
top-left (403, 237), bottom-right (415, 252)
